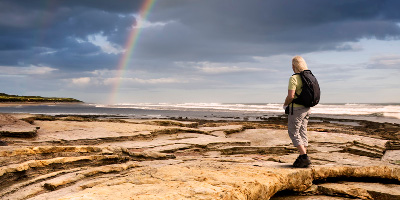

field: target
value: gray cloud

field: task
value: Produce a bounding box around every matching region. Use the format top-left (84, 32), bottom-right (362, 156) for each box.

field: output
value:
top-left (0, 0), bottom-right (400, 103)
top-left (367, 55), bottom-right (400, 69)
top-left (143, 0), bottom-right (400, 62)
top-left (2, 0), bottom-right (400, 69)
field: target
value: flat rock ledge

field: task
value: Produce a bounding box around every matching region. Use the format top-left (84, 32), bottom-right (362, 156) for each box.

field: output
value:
top-left (0, 114), bottom-right (38, 138)
top-left (225, 165), bottom-right (400, 200)
top-left (42, 164), bottom-right (400, 200)
top-left (1, 154), bottom-right (398, 199)
top-left (0, 114), bottom-right (399, 199)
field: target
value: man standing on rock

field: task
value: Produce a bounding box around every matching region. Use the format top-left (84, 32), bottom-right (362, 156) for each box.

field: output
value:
top-left (283, 56), bottom-right (312, 168)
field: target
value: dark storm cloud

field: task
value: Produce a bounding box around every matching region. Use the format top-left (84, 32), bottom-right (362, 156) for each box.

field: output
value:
top-left (0, 0), bottom-right (142, 70)
top-left (0, 0), bottom-right (143, 14)
top-left (1, 0), bottom-right (400, 72)
top-left (142, 0), bottom-right (400, 62)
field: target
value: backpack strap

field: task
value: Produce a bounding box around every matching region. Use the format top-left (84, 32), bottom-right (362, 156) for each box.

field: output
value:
top-left (292, 73), bottom-right (302, 97)
top-left (291, 73), bottom-right (301, 112)
top-left (291, 102), bottom-right (294, 115)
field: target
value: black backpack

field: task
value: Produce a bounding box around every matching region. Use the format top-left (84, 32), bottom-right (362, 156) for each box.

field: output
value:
top-left (292, 70), bottom-right (320, 108)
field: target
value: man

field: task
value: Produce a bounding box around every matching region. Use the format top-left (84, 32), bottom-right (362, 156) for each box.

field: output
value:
top-left (283, 56), bottom-right (311, 168)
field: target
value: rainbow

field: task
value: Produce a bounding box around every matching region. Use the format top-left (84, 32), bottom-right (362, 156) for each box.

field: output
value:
top-left (109, 0), bottom-right (156, 104)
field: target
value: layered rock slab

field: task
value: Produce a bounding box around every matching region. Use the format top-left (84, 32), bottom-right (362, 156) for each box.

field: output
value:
top-left (0, 114), bottom-right (38, 138)
top-left (46, 162), bottom-right (399, 200)
top-left (317, 182), bottom-right (400, 199)
top-left (0, 114), bottom-right (399, 199)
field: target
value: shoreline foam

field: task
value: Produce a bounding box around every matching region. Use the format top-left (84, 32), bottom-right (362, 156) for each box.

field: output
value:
top-left (1, 103), bottom-right (400, 125)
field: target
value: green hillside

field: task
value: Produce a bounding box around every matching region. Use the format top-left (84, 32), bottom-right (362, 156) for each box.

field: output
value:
top-left (0, 93), bottom-right (82, 103)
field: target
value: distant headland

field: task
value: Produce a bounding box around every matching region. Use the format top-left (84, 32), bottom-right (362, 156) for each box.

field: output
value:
top-left (0, 93), bottom-right (82, 103)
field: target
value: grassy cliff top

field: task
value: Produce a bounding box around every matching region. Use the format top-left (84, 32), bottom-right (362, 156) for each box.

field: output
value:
top-left (0, 93), bottom-right (82, 103)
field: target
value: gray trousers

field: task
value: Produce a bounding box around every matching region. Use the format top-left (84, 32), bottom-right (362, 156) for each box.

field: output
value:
top-left (288, 107), bottom-right (311, 147)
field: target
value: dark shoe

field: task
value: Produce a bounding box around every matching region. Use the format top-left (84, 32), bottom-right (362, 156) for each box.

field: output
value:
top-left (0, 140), bottom-right (7, 146)
top-left (293, 155), bottom-right (311, 168)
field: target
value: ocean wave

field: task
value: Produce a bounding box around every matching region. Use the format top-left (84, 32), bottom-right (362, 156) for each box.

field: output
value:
top-left (368, 112), bottom-right (384, 117)
top-left (89, 103), bottom-right (400, 120)
top-left (114, 103), bottom-right (282, 112)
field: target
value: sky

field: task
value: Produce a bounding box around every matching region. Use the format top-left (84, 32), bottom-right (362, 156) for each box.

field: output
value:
top-left (0, 0), bottom-right (399, 104)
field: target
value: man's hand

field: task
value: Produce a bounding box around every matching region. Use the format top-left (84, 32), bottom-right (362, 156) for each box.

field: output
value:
top-left (284, 90), bottom-right (295, 106)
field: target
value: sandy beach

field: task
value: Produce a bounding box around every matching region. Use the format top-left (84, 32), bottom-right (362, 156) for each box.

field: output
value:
top-left (0, 110), bottom-right (399, 200)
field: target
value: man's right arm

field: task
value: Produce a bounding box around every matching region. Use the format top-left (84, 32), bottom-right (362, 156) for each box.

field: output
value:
top-left (283, 89), bottom-right (295, 108)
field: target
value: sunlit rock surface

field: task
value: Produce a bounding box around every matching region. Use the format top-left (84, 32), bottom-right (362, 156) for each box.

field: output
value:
top-left (0, 114), bottom-right (399, 199)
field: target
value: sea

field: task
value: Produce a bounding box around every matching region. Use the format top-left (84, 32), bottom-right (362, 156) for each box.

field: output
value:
top-left (0, 103), bottom-right (399, 124)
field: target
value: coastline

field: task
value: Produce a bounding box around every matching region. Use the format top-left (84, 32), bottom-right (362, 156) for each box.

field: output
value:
top-left (0, 102), bottom-right (84, 107)
top-left (1, 102), bottom-right (399, 123)
top-left (0, 112), bottom-right (399, 199)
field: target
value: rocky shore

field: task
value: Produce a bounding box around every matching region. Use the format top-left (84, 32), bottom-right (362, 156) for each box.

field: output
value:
top-left (0, 113), bottom-right (399, 199)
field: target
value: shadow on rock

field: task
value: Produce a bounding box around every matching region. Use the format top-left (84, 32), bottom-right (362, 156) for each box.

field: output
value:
top-left (0, 140), bottom-right (7, 146)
